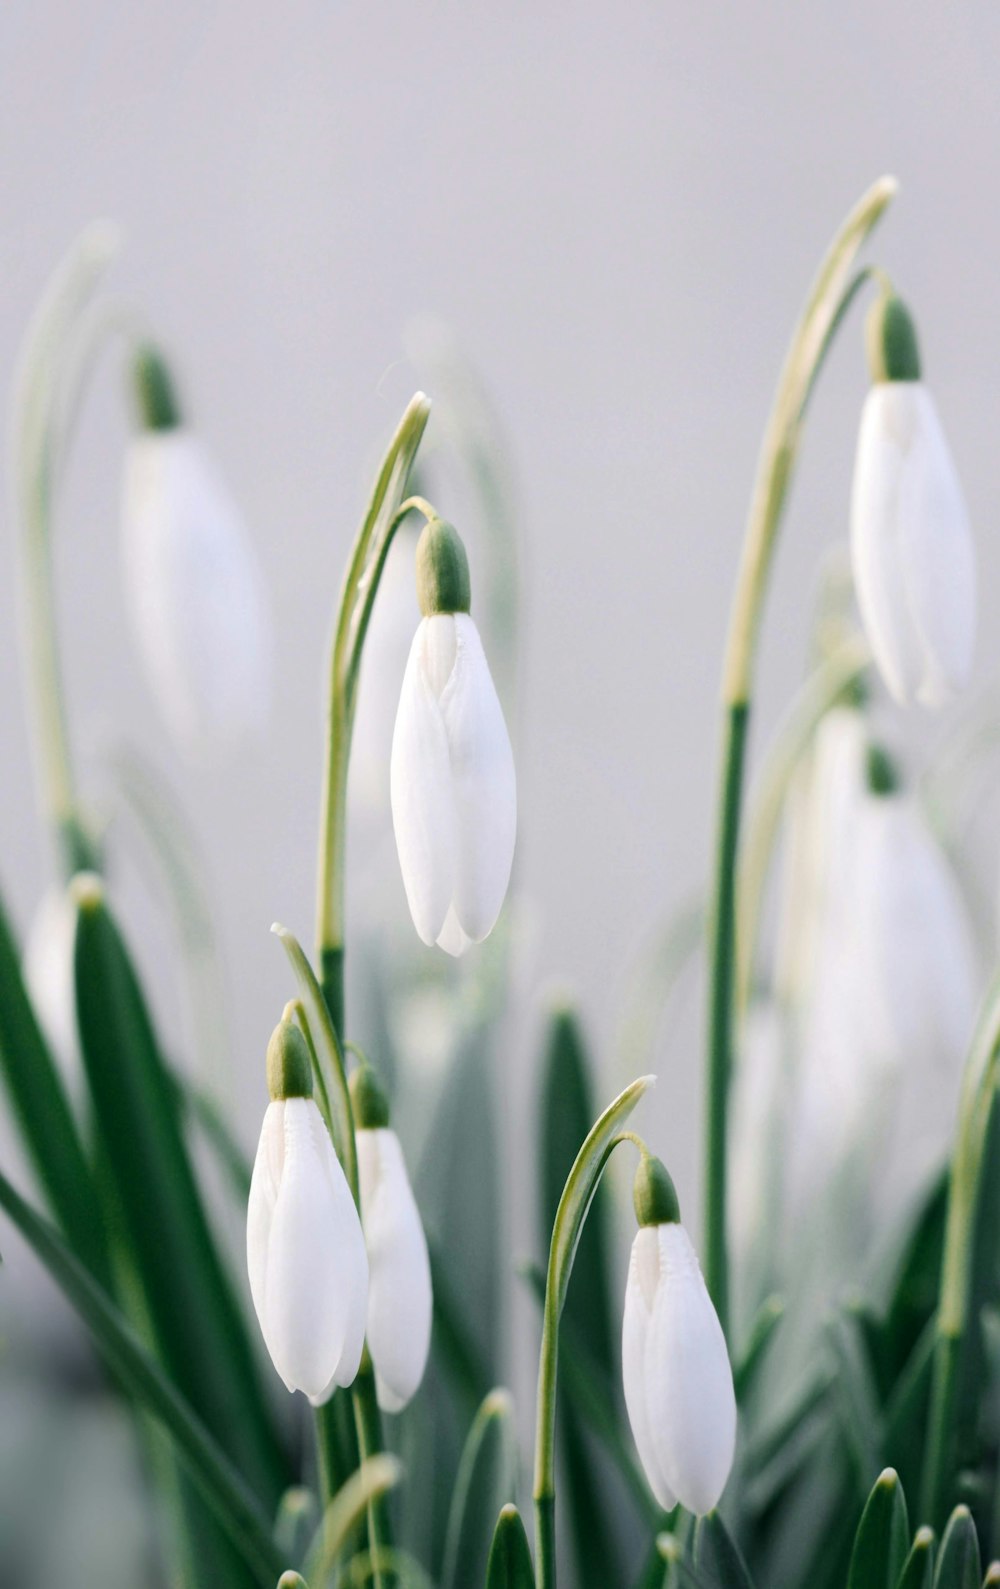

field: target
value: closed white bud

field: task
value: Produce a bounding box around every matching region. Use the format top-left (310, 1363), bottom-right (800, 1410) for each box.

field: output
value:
top-left (121, 421), bottom-right (272, 756)
top-left (356, 1126), bottom-right (432, 1412)
top-left (850, 382), bottom-right (975, 709)
top-left (247, 1096), bottom-right (368, 1404)
top-left (622, 1221), bottom-right (736, 1516)
top-left (390, 611), bottom-right (516, 955)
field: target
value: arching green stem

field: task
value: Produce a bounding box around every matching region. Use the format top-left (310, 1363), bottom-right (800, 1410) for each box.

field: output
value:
top-left (702, 176), bottom-right (896, 1335)
top-left (532, 1076), bottom-right (655, 1589)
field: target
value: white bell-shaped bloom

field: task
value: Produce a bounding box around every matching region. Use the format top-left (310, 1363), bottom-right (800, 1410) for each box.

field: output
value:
top-left (356, 1126), bottom-right (432, 1412)
top-left (121, 429), bottom-right (272, 754)
top-left (247, 1096), bottom-right (368, 1404)
top-left (849, 789), bottom-right (978, 1080)
top-left (622, 1221), bottom-right (736, 1515)
top-left (391, 611), bottom-right (516, 955)
top-left (24, 886), bottom-right (79, 1074)
top-left (850, 382), bottom-right (975, 708)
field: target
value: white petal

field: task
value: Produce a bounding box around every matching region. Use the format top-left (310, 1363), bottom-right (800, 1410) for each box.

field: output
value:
top-left (24, 887), bottom-right (79, 1075)
top-left (646, 1225), bottom-right (736, 1516)
top-left (435, 904), bottom-right (472, 958)
top-left (247, 1098), bottom-right (368, 1401)
top-left (357, 1128), bottom-right (432, 1413)
top-left (121, 430), bottom-right (272, 754)
top-left (438, 615), bottom-right (516, 942)
top-left (850, 385), bottom-right (975, 708)
top-left (622, 1228), bottom-right (676, 1511)
top-left (390, 618), bottom-right (458, 945)
top-left (895, 389), bottom-right (975, 704)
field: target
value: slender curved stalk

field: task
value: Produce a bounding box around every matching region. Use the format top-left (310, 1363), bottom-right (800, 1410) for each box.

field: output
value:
top-left (303, 1454), bottom-right (402, 1583)
top-left (921, 973), bottom-right (1000, 1525)
top-left (533, 1076), bottom-right (654, 1589)
top-left (702, 176), bottom-right (896, 1334)
top-left (315, 391), bottom-right (431, 991)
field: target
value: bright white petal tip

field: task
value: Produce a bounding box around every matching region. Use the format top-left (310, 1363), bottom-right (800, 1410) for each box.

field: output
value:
top-left (622, 1223), bottom-right (736, 1516)
top-left (247, 1098), bottom-right (368, 1402)
top-left (850, 383), bottom-right (975, 709)
top-left (357, 1128), bottom-right (432, 1412)
top-left (391, 614), bottom-right (516, 952)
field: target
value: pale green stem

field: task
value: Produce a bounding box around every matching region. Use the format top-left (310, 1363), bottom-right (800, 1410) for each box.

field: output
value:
top-left (922, 973), bottom-right (1000, 1525)
top-left (702, 176), bottom-right (896, 1335)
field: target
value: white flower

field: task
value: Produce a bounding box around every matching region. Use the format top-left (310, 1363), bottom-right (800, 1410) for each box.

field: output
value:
top-left (357, 1126), bottom-right (432, 1412)
top-left (622, 1221), bottom-right (736, 1515)
top-left (850, 382), bottom-right (975, 708)
top-left (247, 1096), bottom-right (368, 1404)
top-left (390, 612), bottom-right (516, 955)
top-left (121, 429), bottom-right (272, 754)
top-left (24, 886), bottom-right (79, 1074)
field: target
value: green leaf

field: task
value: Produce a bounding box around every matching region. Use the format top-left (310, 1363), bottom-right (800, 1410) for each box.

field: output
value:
top-left (538, 1003), bottom-right (622, 1588)
top-left (0, 884), bottom-right (107, 1279)
top-left (733, 1295), bottom-right (785, 1403)
top-left (932, 1508), bottom-right (981, 1589)
top-left (0, 1161), bottom-right (283, 1586)
top-left (847, 1469), bottom-right (910, 1589)
top-left (693, 1512), bottom-right (756, 1588)
top-left (73, 879), bottom-right (286, 1505)
top-left (896, 1528), bottom-right (936, 1589)
top-left (486, 1505), bottom-right (536, 1589)
top-left (441, 1388), bottom-right (518, 1589)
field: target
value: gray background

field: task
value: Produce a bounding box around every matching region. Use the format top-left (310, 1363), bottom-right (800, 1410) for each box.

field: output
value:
top-left (1, 0), bottom-right (998, 1425)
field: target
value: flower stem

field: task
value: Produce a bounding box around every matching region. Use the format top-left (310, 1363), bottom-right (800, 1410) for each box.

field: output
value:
top-left (700, 176), bottom-right (896, 1335)
top-left (921, 973), bottom-right (1000, 1526)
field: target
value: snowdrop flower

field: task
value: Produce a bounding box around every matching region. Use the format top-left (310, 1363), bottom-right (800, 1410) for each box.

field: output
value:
top-left (390, 516), bottom-right (516, 955)
top-left (247, 1018), bottom-right (368, 1404)
top-left (24, 885), bottom-right (79, 1074)
top-left (121, 345), bottom-right (272, 755)
top-left (622, 1156), bottom-right (736, 1515)
top-left (850, 292), bottom-right (975, 709)
top-left (351, 1063), bottom-right (432, 1412)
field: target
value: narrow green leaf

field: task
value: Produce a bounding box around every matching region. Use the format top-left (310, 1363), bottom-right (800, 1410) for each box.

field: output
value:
top-left (733, 1295), bottom-right (785, 1402)
top-left (303, 1455), bottom-right (402, 1582)
top-left (847, 1469), bottom-right (910, 1589)
top-left (441, 1389), bottom-right (518, 1589)
top-left (933, 1507), bottom-right (981, 1589)
top-left (0, 1161), bottom-right (282, 1585)
top-left (74, 879), bottom-right (286, 1505)
top-left (538, 1002), bottom-right (621, 1588)
top-left (982, 1563), bottom-right (1000, 1586)
top-left (896, 1528), bottom-right (936, 1589)
top-left (0, 884), bottom-right (107, 1278)
top-left (486, 1505), bottom-right (536, 1588)
top-left (693, 1512), bottom-right (756, 1588)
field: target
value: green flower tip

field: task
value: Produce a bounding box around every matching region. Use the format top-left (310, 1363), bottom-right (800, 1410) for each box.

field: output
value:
top-left (132, 342), bottom-right (182, 431)
top-left (866, 292), bottom-right (921, 384)
top-left (349, 1061), bottom-right (390, 1129)
top-left (866, 742), bottom-right (901, 797)
top-left (266, 1019), bottom-right (313, 1102)
top-left (416, 517), bottom-right (471, 617)
top-left (633, 1153), bottom-right (681, 1228)
top-left (69, 871), bottom-right (105, 915)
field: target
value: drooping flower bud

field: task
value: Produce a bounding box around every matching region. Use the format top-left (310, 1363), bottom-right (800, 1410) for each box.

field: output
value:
top-left (247, 1018), bottom-right (368, 1404)
top-left (390, 518), bottom-right (516, 955)
top-left (121, 344), bottom-right (273, 755)
top-left (351, 1062), bottom-right (432, 1412)
top-left (850, 292), bottom-right (976, 709)
top-left (621, 1157), bottom-right (736, 1515)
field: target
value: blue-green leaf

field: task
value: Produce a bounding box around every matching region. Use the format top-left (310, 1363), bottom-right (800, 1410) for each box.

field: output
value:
top-left (847, 1469), bottom-right (910, 1589)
